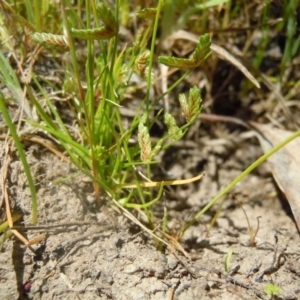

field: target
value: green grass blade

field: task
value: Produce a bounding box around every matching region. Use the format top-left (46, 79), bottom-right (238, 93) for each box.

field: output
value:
top-left (0, 93), bottom-right (38, 224)
top-left (23, 0), bottom-right (35, 25)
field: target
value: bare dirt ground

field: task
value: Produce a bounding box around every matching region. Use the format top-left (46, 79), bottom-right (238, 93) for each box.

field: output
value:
top-left (1, 121), bottom-right (300, 300)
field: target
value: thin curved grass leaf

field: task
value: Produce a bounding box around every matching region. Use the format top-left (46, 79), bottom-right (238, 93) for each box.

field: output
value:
top-left (32, 32), bottom-right (69, 50)
top-left (137, 8), bottom-right (157, 19)
top-left (0, 93), bottom-right (38, 223)
top-left (158, 56), bottom-right (197, 68)
top-left (193, 33), bottom-right (212, 64)
top-left (71, 27), bottom-right (115, 40)
top-left (96, 4), bottom-right (117, 33)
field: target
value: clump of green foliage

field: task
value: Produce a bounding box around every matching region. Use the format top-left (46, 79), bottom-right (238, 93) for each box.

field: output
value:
top-left (0, 0), bottom-right (211, 230)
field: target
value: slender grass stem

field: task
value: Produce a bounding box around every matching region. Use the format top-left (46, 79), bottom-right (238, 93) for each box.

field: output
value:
top-left (145, 0), bottom-right (164, 111)
top-left (61, 0), bottom-right (84, 101)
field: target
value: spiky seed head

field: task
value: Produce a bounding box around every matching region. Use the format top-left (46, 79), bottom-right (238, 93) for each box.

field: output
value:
top-left (135, 50), bottom-right (154, 83)
top-left (138, 123), bottom-right (152, 162)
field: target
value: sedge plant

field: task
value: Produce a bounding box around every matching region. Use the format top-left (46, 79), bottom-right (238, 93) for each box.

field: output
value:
top-left (0, 0), bottom-right (211, 233)
top-left (1, 0), bottom-right (300, 249)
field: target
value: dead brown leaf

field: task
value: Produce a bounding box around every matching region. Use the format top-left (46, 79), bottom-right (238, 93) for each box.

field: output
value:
top-left (250, 122), bottom-right (300, 232)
